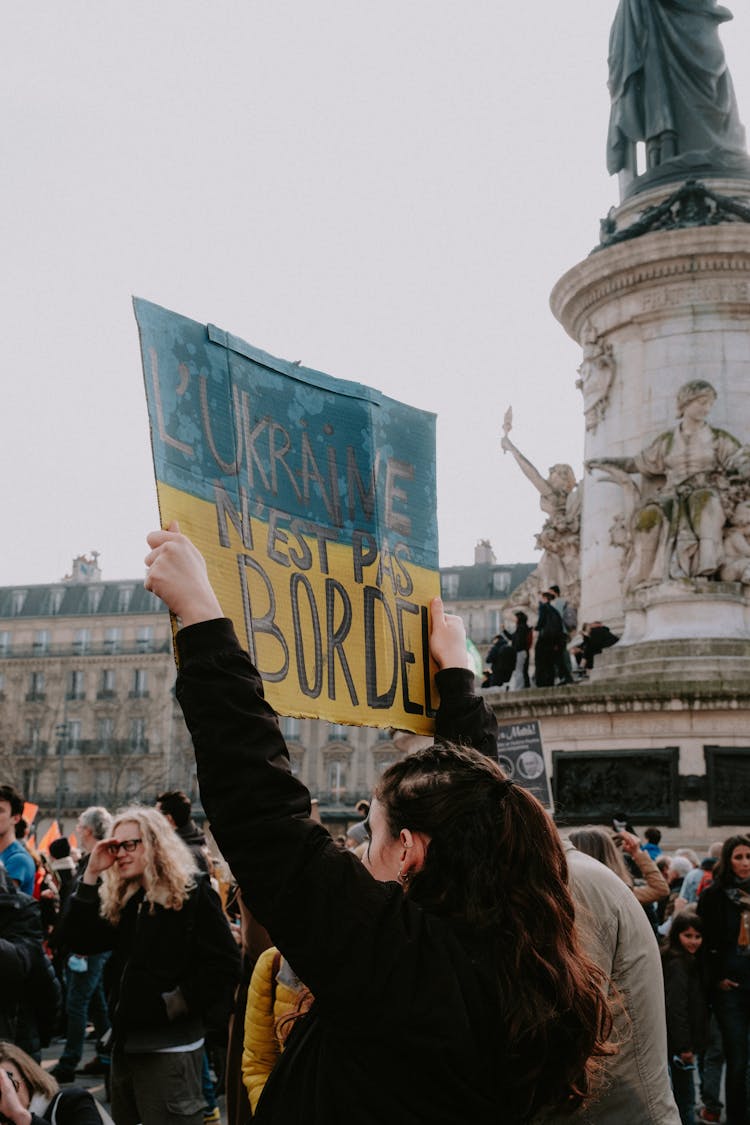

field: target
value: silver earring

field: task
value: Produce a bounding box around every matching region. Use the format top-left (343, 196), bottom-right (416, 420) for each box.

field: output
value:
top-left (397, 867), bottom-right (409, 886)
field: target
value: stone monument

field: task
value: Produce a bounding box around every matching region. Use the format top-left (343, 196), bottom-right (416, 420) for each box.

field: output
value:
top-left (494, 2), bottom-right (750, 843)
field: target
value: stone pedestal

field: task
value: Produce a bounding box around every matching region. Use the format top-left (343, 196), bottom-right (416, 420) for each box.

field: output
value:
top-left (550, 208), bottom-right (750, 633)
top-left (519, 180), bottom-right (750, 840)
top-left (487, 683), bottom-right (750, 848)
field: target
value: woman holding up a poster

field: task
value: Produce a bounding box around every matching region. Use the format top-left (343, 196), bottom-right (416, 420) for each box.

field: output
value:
top-left (144, 524), bottom-right (612, 1125)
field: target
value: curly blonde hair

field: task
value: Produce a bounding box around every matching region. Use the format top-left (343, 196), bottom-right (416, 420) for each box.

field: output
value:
top-left (99, 805), bottom-right (198, 925)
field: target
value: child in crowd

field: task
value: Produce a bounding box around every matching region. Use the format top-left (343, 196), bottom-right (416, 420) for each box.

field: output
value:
top-left (662, 909), bottom-right (709, 1125)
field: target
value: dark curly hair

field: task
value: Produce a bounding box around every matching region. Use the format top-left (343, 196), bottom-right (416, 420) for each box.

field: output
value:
top-left (712, 835), bottom-right (750, 888)
top-left (376, 743), bottom-right (613, 1120)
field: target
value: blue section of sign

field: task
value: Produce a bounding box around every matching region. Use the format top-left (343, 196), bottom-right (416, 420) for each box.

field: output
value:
top-left (134, 298), bottom-right (438, 569)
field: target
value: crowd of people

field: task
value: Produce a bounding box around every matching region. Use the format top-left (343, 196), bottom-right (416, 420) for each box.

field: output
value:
top-left (482, 584), bottom-right (619, 690)
top-left (0, 526), bottom-right (748, 1124)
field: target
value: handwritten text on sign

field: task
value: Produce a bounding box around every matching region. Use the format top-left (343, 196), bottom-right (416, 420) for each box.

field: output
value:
top-left (135, 299), bottom-right (440, 733)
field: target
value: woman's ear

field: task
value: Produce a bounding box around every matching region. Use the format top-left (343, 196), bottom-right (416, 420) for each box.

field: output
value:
top-left (399, 828), bottom-right (431, 876)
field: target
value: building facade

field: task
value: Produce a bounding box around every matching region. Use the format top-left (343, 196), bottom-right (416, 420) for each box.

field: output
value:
top-left (439, 540), bottom-right (536, 657)
top-left (0, 546), bottom-right (531, 836)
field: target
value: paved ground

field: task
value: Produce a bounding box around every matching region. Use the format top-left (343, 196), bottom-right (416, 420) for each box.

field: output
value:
top-left (41, 1033), bottom-right (228, 1123)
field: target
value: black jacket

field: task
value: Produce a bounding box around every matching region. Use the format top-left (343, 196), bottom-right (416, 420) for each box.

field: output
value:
top-left (0, 874), bottom-right (59, 1048)
top-left (697, 881), bottom-right (750, 991)
top-left (30, 1087), bottom-right (102, 1124)
top-left (175, 618), bottom-right (505, 1125)
top-left (62, 872), bottom-right (240, 1052)
top-left (662, 951), bottom-right (709, 1055)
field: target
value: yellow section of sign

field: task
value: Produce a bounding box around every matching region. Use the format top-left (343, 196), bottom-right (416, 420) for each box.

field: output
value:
top-left (156, 482), bottom-right (440, 734)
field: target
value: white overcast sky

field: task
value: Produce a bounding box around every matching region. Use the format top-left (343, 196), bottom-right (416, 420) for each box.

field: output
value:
top-left (2, 2), bottom-right (749, 586)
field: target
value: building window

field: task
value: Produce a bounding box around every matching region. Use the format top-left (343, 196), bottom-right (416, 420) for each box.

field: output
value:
top-left (68, 670), bottom-right (85, 700)
top-left (117, 586), bottom-right (134, 613)
top-left (0, 672), bottom-right (5, 694)
top-left (131, 669), bottom-right (148, 698)
top-left (27, 671), bottom-right (45, 701)
top-left (73, 628), bottom-right (90, 654)
top-left (99, 668), bottom-right (116, 698)
top-left (328, 724), bottom-right (348, 742)
top-left (281, 716), bottom-right (300, 740)
top-left (328, 760), bottom-right (347, 800)
top-left (0, 632), bottom-right (9, 656)
top-left (11, 590), bottom-right (27, 615)
top-left (98, 717), bottom-right (114, 749)
top-left (33, 630), bottom-right (50, 654)
top-left (492, 570), bottom-right (511, 594)
top-left (130, 719), bottom-right (147, 751)
top-left (26, 721), bottom-right (41, 749)
top-left (87, 587), bottom-right (103, 613)
top-left (67, 720), bottom-right (82, 751)
top-left (21, 769), bottom-right (35, 797)
top-left (136, 626), bottom-right (153, 652)
top-left (441, 573), bottom-right (459, 598)
top-left (126, 768), bottom-right (142, 797)
top-left (95, 769), bottom-right (111, 798)
top-left (62, 768), bottom-right (77, 793)
top-left (104, 628), bottom-right (121, 653)
top-left (48, 589), bottom-right (64, 614)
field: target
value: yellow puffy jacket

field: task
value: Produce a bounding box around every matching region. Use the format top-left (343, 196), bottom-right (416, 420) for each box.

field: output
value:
top-left (241, 946), bottom-right (304, 1112)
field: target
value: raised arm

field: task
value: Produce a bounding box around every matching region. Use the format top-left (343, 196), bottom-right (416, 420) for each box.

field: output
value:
top-left (501, 434), bottom-right (552, 498)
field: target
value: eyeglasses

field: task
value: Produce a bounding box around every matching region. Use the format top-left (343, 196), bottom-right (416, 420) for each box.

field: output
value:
top-left (107, 838), bottom-right (142, 855)
top-left (4, 1071), bottom-right (19, 1093)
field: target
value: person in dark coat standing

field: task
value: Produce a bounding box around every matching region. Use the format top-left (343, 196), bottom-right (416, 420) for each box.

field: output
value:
top-left (697, 835), bottom-right (750, 1125)
top-left (535, 591), bottom-right (564, 687)
top-left (156, 791), bottom-right (210, 874)
top-left (662, 909), bottom-right (709, 1125)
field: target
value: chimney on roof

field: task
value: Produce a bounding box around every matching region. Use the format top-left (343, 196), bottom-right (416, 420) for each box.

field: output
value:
top-left (63, 552), bottom-right (102, 584)
top-left (474, 539), bottom-right (496, 565)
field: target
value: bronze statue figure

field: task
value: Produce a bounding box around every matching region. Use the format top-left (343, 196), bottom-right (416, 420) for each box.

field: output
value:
top-left (607, 0), bottom-right (747, 183)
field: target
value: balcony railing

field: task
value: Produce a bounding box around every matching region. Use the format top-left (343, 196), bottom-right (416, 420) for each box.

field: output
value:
top-left (96, 690), bottom-right (117, 700)
top-left (1, 640), bottom-right (171, 660)
top-left (14, 741), bottom-right (49, 757)
top-left (128, 690), bottom-right (150, 699)
top-left (25, 692), bottom-right (46, 702)
top-left (15, 738), bottom-right (150, 757)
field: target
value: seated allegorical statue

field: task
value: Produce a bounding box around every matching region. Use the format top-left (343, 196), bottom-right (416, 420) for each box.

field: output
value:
top-left (588, 380), bottom-right (750, 592)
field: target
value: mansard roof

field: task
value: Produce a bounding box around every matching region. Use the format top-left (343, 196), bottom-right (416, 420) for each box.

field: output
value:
top-left (0, 581), bottom-right (166, 620)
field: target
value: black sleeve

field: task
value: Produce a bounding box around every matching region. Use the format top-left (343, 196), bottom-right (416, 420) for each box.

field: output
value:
top-left (434, 667), bottom-right (498, 759)
top-left (58, 881), bottom-right (117, 954)
top-left (175, 619), bottom-right (483, 1013)
top-left (0, 938), bottom-right (32, 1003)
top-left (696, 886), bottom-right (725, 989)
top-left (181, 878), bottom-right (241, 1039)
top-left (663, 957), bottom-right (692, 1054)
top-left (32, 1087), bottom-right (103, 1124)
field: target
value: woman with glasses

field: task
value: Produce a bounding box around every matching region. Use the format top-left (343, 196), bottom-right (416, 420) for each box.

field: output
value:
top-left (0, 1040), bottom-right (109, 1123)
top-left (60, 807), bottom-right (240, 1125)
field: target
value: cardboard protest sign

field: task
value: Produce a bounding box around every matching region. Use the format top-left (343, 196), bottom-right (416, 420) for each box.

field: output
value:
top-left (135, 298), bottom-right (440, 733)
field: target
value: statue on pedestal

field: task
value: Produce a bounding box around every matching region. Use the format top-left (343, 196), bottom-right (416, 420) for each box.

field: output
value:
top-left (607, 0), bottom-right (747, 183)
top-left (501, 409), bottom-right (581, 602)
top-left (589, 380), bottom-right (750, 592)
